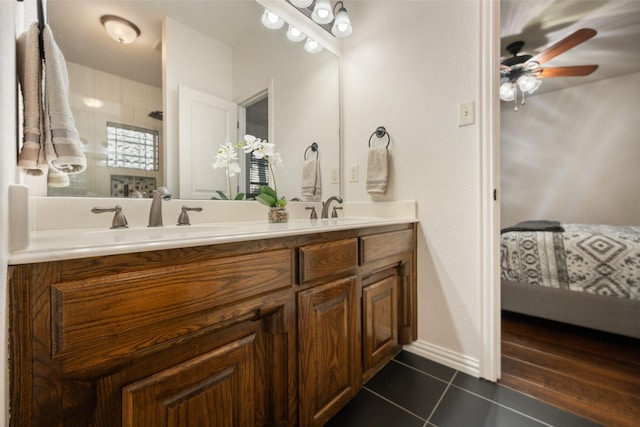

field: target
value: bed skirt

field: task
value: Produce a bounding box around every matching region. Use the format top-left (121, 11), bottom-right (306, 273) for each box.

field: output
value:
top-left (502, 279), bottom-right (640, 339)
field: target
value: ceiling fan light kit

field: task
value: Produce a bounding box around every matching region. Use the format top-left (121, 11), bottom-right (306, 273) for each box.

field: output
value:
top-left (500, 28), bottom-right (599, 111)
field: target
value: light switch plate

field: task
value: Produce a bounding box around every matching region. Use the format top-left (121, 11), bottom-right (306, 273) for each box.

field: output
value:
top-left (458, 101), bottom-right (475, 127)
top-left (330, 167), bottom-right (339, 184)
top-left (349, 164), bottom-right (359, 182)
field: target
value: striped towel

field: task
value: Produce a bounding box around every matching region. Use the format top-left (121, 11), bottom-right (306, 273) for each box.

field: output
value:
top-left (366, 147), bottom-right (388, 194)
top-left (301, 157), bottom-right (322, 199)
top-left (16, 22), bottom-right (47, 176)
top-left (42, 24), bottom-right (86, 184)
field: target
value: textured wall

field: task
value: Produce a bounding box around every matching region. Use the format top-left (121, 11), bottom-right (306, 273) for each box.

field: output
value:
top-left (501, 72), bottom-right (640, 228)
top-left (342, 1), bottom-right (484, 365)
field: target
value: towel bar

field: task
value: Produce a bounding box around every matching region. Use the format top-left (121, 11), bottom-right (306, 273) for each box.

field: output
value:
top-left (368, 126), bottom-right (390, 148)
top-left (304, 142), bottom-right (319, 160)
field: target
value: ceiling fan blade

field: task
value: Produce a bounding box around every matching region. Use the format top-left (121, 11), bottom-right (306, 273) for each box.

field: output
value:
top-left (527, 28), bottom-right (597, 66)
top-left (533, 65), bottom-right (599, 78)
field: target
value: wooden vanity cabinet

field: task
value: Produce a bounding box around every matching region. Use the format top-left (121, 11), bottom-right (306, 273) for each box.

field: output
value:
top-left (9, 243), bottom-right (298, 427)
top-left (9, 224), bottom-right (417, 427)
top-left (359, 229), bottom-right (417, 381)
top-left (297, 239), bottom-right (360, 427)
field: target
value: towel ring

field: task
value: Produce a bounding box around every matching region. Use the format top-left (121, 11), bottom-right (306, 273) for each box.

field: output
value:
top-left (368, 126), bottom-right (390, 148)
top-left (304, 142), bottom-right (319, 160)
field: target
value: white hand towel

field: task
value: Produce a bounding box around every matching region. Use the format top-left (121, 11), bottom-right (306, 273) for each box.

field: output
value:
top-left (16, 22), bottom-right (47, 176)
top-left (366, 147), bottom-right (388, 194)
top-left (42, 24), bottom-right (86, 182)
top-left (301, 158), bottom-right (322, 199)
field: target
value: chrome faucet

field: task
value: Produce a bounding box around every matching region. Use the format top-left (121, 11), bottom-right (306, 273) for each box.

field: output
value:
top-left (148, 187), bottom-right (172, 227)
top-left (321, 196), bottom-right (343, 219)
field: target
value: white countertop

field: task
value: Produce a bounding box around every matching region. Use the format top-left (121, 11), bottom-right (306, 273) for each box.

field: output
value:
top-left (9, 212), bottom-right (417, 265)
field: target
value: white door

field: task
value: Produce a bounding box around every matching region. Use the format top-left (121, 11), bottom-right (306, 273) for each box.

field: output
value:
top-left (178, 86), bottom-right (237, 199)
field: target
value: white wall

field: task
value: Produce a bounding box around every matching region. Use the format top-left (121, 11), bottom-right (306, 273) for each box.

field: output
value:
top-left (501, 72), bottom-right (640, 227)
top-left (233, 31), bottom-right (340, 201)
top-left (343, 1), bottom-right (484, 371)
top-left (163, 17), bottom-right (233, 197)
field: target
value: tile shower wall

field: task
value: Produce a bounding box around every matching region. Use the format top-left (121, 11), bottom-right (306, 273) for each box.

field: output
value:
top-left (48, 62), bottom-right (163, 197)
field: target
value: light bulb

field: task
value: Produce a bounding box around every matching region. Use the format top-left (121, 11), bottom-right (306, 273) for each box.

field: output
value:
top-left (518, 76), bottom-right (542, 94)
top-left (261, 9), bottom-right (284, 30)
top-left (290, 0), bottom-right (314, 7)
top-left (500, 82), bottom-right (516, 101)
top-left (287, 25), bottom-right (306, 42)
top-left (304, 37), bottom-right (324, 54)
top-left (331, 6), bottom-right (352, 37)
top-left (311, 0), bottom-right (334, 24)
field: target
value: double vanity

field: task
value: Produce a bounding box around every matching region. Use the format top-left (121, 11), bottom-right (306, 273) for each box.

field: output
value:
top-left (8, 198), bottom-right (417, 426)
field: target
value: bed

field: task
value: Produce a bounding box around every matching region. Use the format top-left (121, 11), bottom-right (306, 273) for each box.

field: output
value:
top-left (500, 221), bottom-right (640, 339)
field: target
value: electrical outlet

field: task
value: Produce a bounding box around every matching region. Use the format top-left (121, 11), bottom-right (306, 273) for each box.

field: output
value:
top-left (458, 101), bottom-right (475, 127)
top-left (330, 168), bottom-right (339, 184)
top-left (349, 164), bottom-right (359, 182)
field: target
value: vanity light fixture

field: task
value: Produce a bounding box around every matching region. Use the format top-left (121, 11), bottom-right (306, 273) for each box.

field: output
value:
top-left (261, 8), bottom-right (285, 30)
top-left (331, 1), bottom-right (352, 37)
top-left (304, 37), bottom-right (324, 54)
top-left (289, 0), bottom-right (314, 7)
top-left (100, 15), bottom-right (140, 45)
top-left (311, 0), bottom-right (334, 24)
top-left (286, 24), bottom-right (306, 42)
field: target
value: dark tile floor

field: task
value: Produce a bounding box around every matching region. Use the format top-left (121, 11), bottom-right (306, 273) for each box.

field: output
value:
top-left (327, 351), bottom-right (603, 427)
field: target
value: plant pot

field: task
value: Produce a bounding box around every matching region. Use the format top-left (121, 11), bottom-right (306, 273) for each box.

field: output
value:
top-left (268, 207), bottom-right (289, 223)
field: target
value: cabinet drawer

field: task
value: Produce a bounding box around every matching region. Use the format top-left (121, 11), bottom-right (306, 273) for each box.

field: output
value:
top-left (51, 248), bottom-right (293, 358)
top-left (299, 238), bottom-right (357, 284)
top-left (359, 229), bottom-right (414, 265)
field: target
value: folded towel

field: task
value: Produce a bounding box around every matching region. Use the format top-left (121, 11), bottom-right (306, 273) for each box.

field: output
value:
top-left (42, 25), bottom-right (86, 180)
top-left (16, 22), bottom-right (47, 176)
top-left (301, 157), bottom-right (322, 199)
top-left (366, 147), bottom-right (388, 194)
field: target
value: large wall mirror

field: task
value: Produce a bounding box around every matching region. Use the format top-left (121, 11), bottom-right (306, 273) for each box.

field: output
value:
top-left (45, 0), bottom-right (340, 200)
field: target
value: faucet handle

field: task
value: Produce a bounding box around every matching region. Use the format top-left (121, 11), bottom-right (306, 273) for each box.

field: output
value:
top-left (305, 206), bottom-right (318, 220)
top-left (332, 206), bottom-right (343, 218)
top-left (177, 206), bottom-right (203, 226)
top-left (91, 205), bottom-right (128, 229)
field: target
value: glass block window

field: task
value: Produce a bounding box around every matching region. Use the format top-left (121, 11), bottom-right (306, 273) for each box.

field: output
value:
top-left (106, 122), bottom-right (159, 171)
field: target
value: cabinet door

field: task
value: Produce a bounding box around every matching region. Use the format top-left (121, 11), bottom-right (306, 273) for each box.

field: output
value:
top-left (298, 276), bottom-right (359, 427)
top-left (122, 333), bottom-right (256, 427)
top-left (362, 274), bottom-right (400, 380)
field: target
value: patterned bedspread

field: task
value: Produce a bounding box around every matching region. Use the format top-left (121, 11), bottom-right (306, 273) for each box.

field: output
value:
top-left (501, 224), bottom-right (640, 300)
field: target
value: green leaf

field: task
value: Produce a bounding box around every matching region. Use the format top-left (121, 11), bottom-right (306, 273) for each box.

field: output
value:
top-left (234, 193), bottom-right (246, 200)
top-left (259, 185), bottom-right (277, 200)
top-left (276, 197), bottom-right (288, 208)
top-left (255, 193), bottom-right (276, 207)
top-left (215, 190), bottom-right (229, 200)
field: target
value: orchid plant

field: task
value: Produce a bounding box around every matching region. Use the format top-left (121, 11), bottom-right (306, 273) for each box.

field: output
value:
top-left (243, 135), bottom-right (287, 208)
top-left (212, 142), bottom-right (245, 200)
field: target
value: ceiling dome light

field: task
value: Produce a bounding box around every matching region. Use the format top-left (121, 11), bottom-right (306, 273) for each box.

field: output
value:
top-left (286, 25), bottom-right (306, 42)
top-left (304, 37), bottom-right (324, 54)
top-left (311, 0), bottom-right (334, 24)
top-left (261, 9), bottom-right (284, 30)
top-left (100, 15), bottom-right (140, 44)
top-left (290, 0), bottom-right (314, 7)
top-left (331, 3), bottom-right (352, 37)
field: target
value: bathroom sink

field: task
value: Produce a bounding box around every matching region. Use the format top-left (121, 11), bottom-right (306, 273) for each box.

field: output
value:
top-left (82, 223), bottom-right (243, 243)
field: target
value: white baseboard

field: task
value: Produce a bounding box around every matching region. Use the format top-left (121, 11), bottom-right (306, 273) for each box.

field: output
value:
top-left (402, 340), bottom-right (480, 378)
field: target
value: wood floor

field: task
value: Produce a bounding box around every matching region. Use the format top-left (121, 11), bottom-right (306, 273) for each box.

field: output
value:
top-left (500, 311), bottom-right (640, 427)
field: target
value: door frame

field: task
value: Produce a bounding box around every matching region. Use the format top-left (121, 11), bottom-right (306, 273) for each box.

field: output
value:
top-left (479, 0), bottom-right (501, 381)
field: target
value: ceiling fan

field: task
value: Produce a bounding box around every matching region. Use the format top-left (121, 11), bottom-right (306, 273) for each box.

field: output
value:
top-left (500, 28), bottom-right (599, 110)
